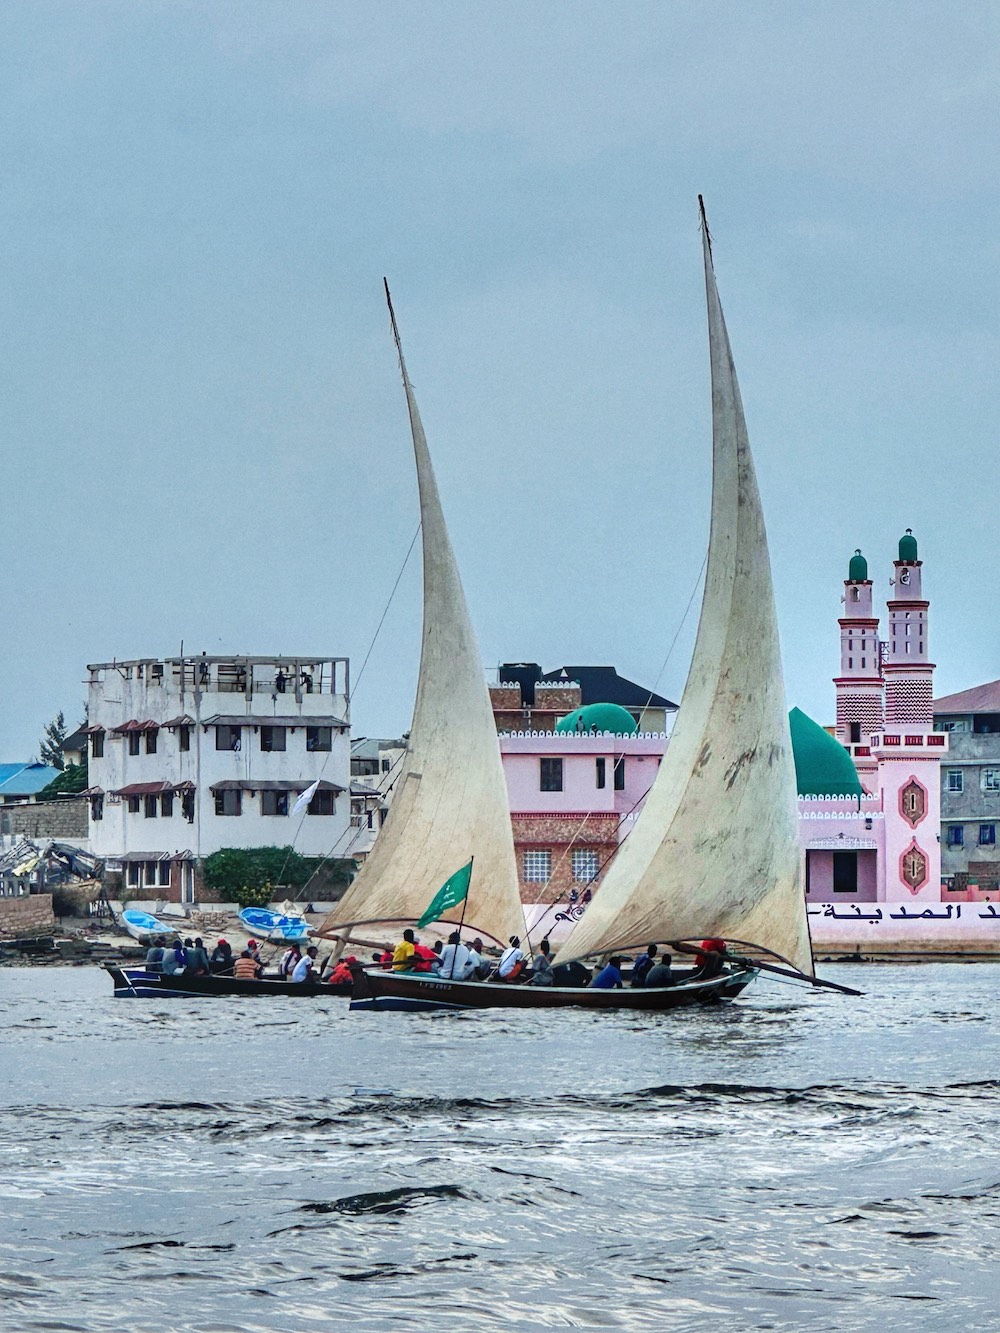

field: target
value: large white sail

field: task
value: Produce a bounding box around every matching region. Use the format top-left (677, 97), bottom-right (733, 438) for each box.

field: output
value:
top-left (316, 289), bottom-right (525, 949)
top-left (557, 208), bottom-right (813, 975)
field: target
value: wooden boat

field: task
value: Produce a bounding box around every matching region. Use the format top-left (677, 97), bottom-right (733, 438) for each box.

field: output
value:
top-left (315, 217), bottom-right (823, 1014)
top-left (121, 909), bottom-right (179, 943)
top-left (105, 964), bottom-right (351, 999)
top-left (238, 906), bottom-right (310, 941)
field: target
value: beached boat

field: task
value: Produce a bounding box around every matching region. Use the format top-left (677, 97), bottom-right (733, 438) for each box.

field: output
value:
top-left (318, 215), bottom-right (832, 1013)
top-left (238, 906), bottom-right (310, 942)
top-left (121, 909), bottom-right (179, 944)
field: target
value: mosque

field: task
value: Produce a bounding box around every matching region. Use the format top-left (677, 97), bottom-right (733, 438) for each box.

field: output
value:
top-left (497, 532), bottom-right (968, 946)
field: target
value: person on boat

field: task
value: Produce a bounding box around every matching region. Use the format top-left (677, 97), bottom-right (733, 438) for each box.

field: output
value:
top-left (497, 936), bottom-right (526, 981)
top-left (162, 939), bottom-right (187, 976)
top-left (630, 944), bottom-right (659, 988)
top-left (411, 939), bottom-right (439, 972)
top-left (644, 953), bottom-right (675, 987)
top-left (278, 943), bottom-right (302, 978)
top-left (185, 937), bottom-right (211, 976)
top-left (692, 939), bottom-right (727, 979)
top-left (246, 939), bottom-right (262, 963)
top-left (144, 938), bottom-right (165, 973)
top-left (590, 957), bottom-right (624, 989)
top-left (376, 945), bottom-right (394, 970)
top-left (234, 949), bottom-right (262, 981)
top-left (291, 945), bottom-right (319, 983)
top-left (210, 939), bottom-right (233, 973)
top-left (465, 938), bottom-right (489, 981)
top-left (326, 955), bottom-right (355, 986)
top-left (439, 931), bottom-right (472, 980)
top-left (552, 959), bottom-right (592, 987)
top-left (529, 939), bottom-right (554, 986)
top-left (392, 929), bottom-right (416, 971)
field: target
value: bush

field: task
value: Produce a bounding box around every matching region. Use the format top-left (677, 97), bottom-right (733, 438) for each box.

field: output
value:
top-left (231, 882), bottom-right (274, 911)
top-left (202, 847), bottom-right (359, 904)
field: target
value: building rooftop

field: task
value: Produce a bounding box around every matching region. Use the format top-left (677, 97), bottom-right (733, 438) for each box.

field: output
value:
top-left (0, 762), bottom-right (64, 796)
top-left (933, 680), bottom-right (1000, 715)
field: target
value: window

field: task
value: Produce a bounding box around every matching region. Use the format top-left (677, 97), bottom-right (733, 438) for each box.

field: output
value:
top-left (980, 825), bottom-right (996, 846)
top-left (308, 789), bottom-right (336, 815)
top-left (849, 723), bottom-right (861, 743)
top-left (126, 863), bottom-right (140, 888)
top-left (179, 726), bottom-right (191, 752)
top-left (381, 757), bottom-right (392, 772)
top-left (947, 770), bottom-right (964, 793)
top-left (91, 731), bottom-right (104, 759)
top-left (158, 861), bottom-right (171, 887)
top-left (215, 789), bottom-right (242, 816)
top-left (523, 850), bottom-right (551, 883)
top-left (982, 770), bottom-right (1000, 793)
top-left (262, 790), bottom-right (289, 816)
top-left (181, 791), bottom-right (195, 823)
top-left (128, 732), bottom-right (141, 756)
top-left (595, 757), bottom-right (606, 789)
top-left (260, 726), bottom-right (286, 752)
top-left (540, 757), bottom-right (563, 792)
top-left (90, 794), bottom-right (104, 822)
top-left (572, 849), bottom-right (599, 883)
top-left (127, 795), bottom-right (140, 814)
top-left (160, 792), bottom-right (174, 817)
top-left (614, 756), bottom-right (626, 791)
top-left (145, 860), bottom-right (158, 887)
top-left (145, 730), bottom-right (157, 755)
top-left (946, 825), bottom-right (964, 847)
top-left (216, 725), bottom-right (242, 751)
top-left (144, 795), bottom-right (158, 818)
top-left (306, 726), bottom-right (332, 752)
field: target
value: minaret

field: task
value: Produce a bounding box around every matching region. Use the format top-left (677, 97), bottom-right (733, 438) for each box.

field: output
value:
top-left (834, 549), bottom-right (882, 792)
top-left (869, 531), bottom-right (947, 899)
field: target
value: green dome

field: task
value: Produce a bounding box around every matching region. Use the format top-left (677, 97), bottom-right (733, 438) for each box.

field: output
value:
top-left (848, 549), bottom-right (868, 582)
top-left (555, 703), bottom-right (639, 735)
top-left (789, 707), bottom-right (863, 798)
top-left (898, 529), bottom-right (918, 562)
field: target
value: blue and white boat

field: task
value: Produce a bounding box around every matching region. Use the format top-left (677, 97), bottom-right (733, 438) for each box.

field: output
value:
top-left (238, 906), bottom-right (310, 942)
top-left (122, 909), bottom-right (178, 943)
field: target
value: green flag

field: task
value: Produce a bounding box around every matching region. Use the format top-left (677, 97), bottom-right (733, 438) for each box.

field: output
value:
top-left (417, 859), bottom-right (473, 928)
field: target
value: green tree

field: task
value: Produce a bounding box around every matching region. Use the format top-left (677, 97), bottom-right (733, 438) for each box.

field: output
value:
top-left (39, 710), bottom-right (67, 770)
top-left (202, 846), bottom-right (358, 905)
top-left (39, 760), bottom-right (89, 800)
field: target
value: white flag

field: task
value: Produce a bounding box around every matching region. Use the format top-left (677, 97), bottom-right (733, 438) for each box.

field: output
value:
top-left (292, 779), bottom-right (320, 816)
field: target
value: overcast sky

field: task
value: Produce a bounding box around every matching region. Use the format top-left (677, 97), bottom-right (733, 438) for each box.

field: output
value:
top-left (1, 2), bottom-right (997, 757)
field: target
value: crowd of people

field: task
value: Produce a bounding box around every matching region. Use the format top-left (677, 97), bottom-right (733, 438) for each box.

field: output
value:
top-left (142, 929), bottom-right (730, 991)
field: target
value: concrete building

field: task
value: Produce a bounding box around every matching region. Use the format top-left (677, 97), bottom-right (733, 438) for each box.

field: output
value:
top-left (348, 736), bottom-right (406, 859)
top-left (491, 663), bottom-right (676, 734)
top-left (934, 680), bottom-right (1000, 891)
top-left (84, 654), bottom-right (350, 901)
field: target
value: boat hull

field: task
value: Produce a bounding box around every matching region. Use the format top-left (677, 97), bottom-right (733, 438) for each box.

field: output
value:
top-left (121, 911), bottom-right (178, 944)
top-left (106, 966), bottom-right (351, 999)
top-left (348, 965), bottom-right (757, 1012)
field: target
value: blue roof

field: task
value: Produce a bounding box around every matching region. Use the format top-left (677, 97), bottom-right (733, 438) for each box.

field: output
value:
top-left (0, 762), bottom-right (63, 795)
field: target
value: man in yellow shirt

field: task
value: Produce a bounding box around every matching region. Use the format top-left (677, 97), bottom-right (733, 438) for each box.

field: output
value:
top-left (392, 928), bottom-right (416, 971)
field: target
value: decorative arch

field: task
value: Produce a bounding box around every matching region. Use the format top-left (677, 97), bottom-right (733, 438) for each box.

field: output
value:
top-left (900, 839), bottom-right (929, 894)
top-left (899, 776), bottom-right (928, 828)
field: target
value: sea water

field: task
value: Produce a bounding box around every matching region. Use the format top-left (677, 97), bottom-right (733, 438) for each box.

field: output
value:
top-left (0, 964), bottom-right (998, 1332)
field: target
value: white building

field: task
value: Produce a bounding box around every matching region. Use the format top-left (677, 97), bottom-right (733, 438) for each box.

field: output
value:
top-left (84, 655), bottom-right (351, 901)
top-left (347, 736), bottom-right (407, 859)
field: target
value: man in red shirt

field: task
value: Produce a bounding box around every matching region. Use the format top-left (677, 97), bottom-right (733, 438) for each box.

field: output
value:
top-left (411, 940), bottom-right (438, 972)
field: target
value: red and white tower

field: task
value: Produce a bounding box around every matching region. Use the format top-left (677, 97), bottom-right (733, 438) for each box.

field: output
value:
top-left (834, 549), bottom-right (883, 792)
top-left (869, 531), bottom-right (947, 899)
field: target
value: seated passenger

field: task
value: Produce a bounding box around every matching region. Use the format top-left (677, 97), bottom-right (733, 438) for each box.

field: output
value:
top-left (530, 939), bottom-right (555, 986)
top-left (590, 957), bottom-right (624, 989)
top-left (376, 945), bottom-right (394, 970)
top-left (693, 938), bottom-right (727, 979)
top-left (552, 959), bottom-right (592, 987)
top-left (145, 939), bottom-right (165, 973)
top-left (465, 938), bottom-right (489, 981)
top-left (186, 937), bottom-right (211, 976)
top-left (411, 940), bottom-right (439, 972)
top-left (631, 944), bottom-right (658, 988)
top-left (498, 936), bottom-right (526, 981)
top-left (326, 956), bottom-right (355, 986)
top-left (210, 939), bottom-right (233, 973)
top-left (439, 931), bottom-right (473, 980)
top-left (644, 954), bottom-right (675, 987)
top-left (392, 929), bottom-right (416, 971)
top-left (278, 944), bottom-right (302, 978)
top-left (161, 940), bottom-right (186, 976)
top-left (234, 949), bottom-right (261, 980)
top-left (291, 945), bottom-right (319, 983)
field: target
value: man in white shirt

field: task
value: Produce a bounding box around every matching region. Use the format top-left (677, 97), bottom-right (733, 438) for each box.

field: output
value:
top-left (291, 946), bottom-right (319, 983)
top-left (439, 931), bottom-right (473, 981)
top-left (498, 935), bottom-right (525, 980)
top-left (465, 938), bottom-right (488, 981)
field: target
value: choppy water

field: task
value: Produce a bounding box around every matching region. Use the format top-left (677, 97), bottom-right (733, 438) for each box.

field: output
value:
top-left (1, 965), bottom-right (999, 1332)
